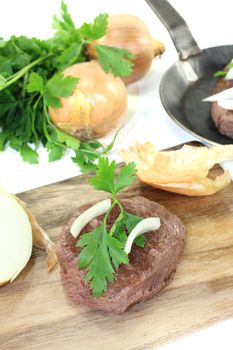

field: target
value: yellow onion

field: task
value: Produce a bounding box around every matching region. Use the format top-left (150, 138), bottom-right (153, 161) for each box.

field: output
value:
top-left (49, 61), bottom-right (127, 140)
top-left (0, 187), bottom-right (57, 286)
top-left (87, 14), bottom-right (165, 85)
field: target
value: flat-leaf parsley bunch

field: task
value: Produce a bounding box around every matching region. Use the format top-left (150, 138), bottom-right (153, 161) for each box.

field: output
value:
top-left (77, 158), bottom-right (145, 297)
top-left (0, 1), bottom-right (133, 169)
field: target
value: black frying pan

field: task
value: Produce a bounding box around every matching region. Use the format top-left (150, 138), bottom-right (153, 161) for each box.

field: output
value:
top-left (145, 0), bottom-right (233, 145)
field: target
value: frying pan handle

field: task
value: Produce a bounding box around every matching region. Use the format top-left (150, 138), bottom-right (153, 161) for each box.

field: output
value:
top-left (145, 0), bottom-right (202, 60)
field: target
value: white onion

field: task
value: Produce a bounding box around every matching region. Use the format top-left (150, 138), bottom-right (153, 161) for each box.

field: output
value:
top-left (124, 217), bottom-right (161, 254)
top-left (202, 87), bottom-right (233, 102)
top-left (0, 187), bottom-right (32, 285)
top-left (202, 86), bottom-right (233, 111)
top-left (217, 99), bottom-right (233, 110)
top-left (225, 60), bottom-right (233, 80)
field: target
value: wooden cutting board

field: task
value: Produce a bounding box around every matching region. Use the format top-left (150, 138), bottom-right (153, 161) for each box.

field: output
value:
top-left (1, 157), bottom-right (233, 349)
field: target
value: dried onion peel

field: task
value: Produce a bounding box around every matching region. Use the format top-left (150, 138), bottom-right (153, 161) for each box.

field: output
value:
top-left (120, 142), bottom-right (233, 196)
top-left (17, 198), bottom-right (58, 271)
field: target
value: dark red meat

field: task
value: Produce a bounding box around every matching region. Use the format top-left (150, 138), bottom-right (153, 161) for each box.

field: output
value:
top-left (211, 78), bottom-right (233, 139)
top-left (56, 196), bottom-right (186, 314)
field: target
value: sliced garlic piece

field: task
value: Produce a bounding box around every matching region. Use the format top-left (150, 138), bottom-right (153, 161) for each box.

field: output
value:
top-left (0, 187), bottom-right (32, 285)
top-left (124, 217), bottom-right (161, 254)
top-left (70, 199), bottom-right (111, 238)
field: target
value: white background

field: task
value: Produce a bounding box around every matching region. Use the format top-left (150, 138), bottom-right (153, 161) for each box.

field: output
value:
top-left (1, 0), bottom-right (233, 348)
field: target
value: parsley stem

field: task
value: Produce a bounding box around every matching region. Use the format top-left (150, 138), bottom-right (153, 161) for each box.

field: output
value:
top-left (102, 195), bottom-right (125, 237)
top-left (0, 55), bottom-right (50, 91)
top-left (42, 108), bottom-right (52, 143)
top-left (32, 94), bottom-right (42, 148)
top-left (68, 42), bottom-right (84, 67)
top-left (79, 148), bottom-right (100, 157)
top-left (102, 127), bottom-right (122, 154)
top-left (43, 106), bottom-right (54, 128)
top-left (42, 102), bottom-right (66, 148)
top-left (22, 72), bottom-right (29, 98)
top-left (109, 198), bottom-right (125, 236)
top-left (103, 200), bottom-right (116, 226)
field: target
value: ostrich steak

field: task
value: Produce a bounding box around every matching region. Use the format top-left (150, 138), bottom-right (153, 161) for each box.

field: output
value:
top-left (56, 196), bottom-right (186, 314)
top-left (211, 78), bottom-right (233, 139)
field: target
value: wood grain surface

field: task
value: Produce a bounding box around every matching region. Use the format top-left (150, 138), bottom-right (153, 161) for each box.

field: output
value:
top-left (1, 161), bottom-right (233, 350)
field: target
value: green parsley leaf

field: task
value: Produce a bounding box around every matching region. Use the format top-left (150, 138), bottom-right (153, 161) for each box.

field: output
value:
top-left (107, 235), bottom-right (129, 270)
top-left (86, 139), bottom-right (103, 149)
top-left (214, 70), bottom-right (227, 78)
top-left (52, 0), bottom-right (75, 32)
top-left (72, 150), bottom-right (98, 173)
top-left (0, 57), bottom-right (12, 76)
top-left (57, 42), bottom-right (83, 69)
top-left (46, 141), bottom-right (64, 162)
top-left (79, 13), bottom-right (108, 41)
top-left (77, 224), bottom-right (114, 297)
top-left (44, 73), bottom-right (79, 107)
top-left (48, 73), bottom-right (78, 96)
top-left (77, 226), bottom-right (102, 269)
top-left (20, 144), bottom-right (39, 164)
top-left (124, 212), bottom-right (143, 232)
top-left (92, 13), bottom-right (108, 39)
top-left (0, 132), bottom-right (9, 151)
top-left (77, 222), bottom-right (128, 297)
top-left (27, 72), bottom-right (44, 94)
top-left (115, 162), bottom-right (137, 193)
top-left (0, 75), bottom-right (7, 89)
top-left (115, 223), bottom-right (128, 245)
top-left (51, 127), bottom-right (80, 151)
top-left (89, 158), bottom-right (137, 194)
top-left (72, 131), bottom-right (121, 173)
top-left (44, 94), bottom-right (61, 108)
top-left (9, 135), bottom-right (22, 151)
top-left (134, 234), bottom-right (146, 248)
top-left (0, 39), bottom-right (6, 48)
top-left (95, 44), bottom-right (134, 77)
top-left (89, 158), bottom-right (116, 194)
top-left (214, 62), bottom-right (233, 78)
top-left (124, 212), bottom-right (146, 248)
top-left (60, 0), bottom-right (75, 31)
